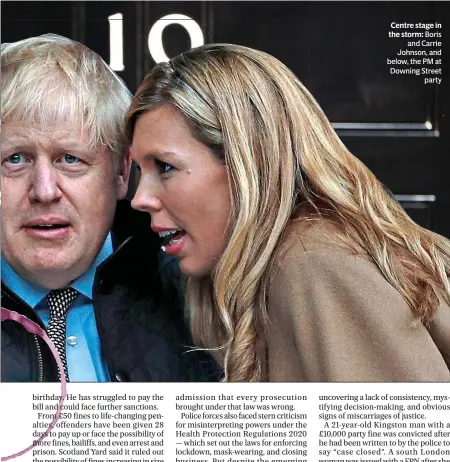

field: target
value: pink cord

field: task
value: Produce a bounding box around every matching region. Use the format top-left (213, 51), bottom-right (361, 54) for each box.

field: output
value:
top-left (1, 308), bottom-right (67, 461)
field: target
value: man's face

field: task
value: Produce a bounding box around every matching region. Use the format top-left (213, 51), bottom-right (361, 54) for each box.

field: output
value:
top-left (1, 122), bottom-right (130, 289)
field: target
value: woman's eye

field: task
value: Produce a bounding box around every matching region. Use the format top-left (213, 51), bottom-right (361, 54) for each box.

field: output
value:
top-left (155, 159), bottom-right (174, 174)
top-left (5, 153), bottom-right (26, 164)
top-left (61, 154), bottom-right (80, 164)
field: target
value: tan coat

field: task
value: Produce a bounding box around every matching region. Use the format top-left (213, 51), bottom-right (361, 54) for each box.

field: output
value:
top-left (263, 220), bottom-right (450, 381)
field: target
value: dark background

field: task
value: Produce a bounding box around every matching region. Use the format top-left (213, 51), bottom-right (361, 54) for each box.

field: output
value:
top-left (2, 1), bottom-right (449, 238)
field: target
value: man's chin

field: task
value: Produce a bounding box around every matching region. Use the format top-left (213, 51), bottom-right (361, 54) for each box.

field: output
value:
top-left (4, 237), bottom-right (102, 289)
top-left (20, 267), bottom-right (76, 289)
top-left (16, 256), bottom-right (87, 289)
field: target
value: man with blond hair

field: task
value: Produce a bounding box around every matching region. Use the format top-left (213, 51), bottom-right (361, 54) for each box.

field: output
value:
top-left (1, 34), bottom-right (218, 382)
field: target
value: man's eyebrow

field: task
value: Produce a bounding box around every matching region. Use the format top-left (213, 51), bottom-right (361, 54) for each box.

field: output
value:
top-left (1, 134), bottom-right (30, 145)
top-left (56, 142), bottom-right (90, 152)
top-left (1, 135), bottom-right (89, 151)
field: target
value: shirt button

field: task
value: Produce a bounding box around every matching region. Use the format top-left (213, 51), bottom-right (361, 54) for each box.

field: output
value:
top-left (67, 336), bottom-right (77, 346)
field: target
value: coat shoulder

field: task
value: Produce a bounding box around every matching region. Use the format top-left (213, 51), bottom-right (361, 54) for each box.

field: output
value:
top-left (265, 219), bottom-right (450, 382)
top-left (273, 217), bottom-right (366, 271)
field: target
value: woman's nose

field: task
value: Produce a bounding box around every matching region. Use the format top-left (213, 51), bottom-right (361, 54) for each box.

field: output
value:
top-left (131, 178), bottom-right (163, 213)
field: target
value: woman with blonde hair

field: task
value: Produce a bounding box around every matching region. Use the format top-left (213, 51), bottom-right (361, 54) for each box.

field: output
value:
top-left (126, 43), bottom-right (450, 382)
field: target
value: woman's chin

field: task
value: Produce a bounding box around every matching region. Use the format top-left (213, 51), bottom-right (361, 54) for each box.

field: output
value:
top-left (179, 258), bottom-right (214, 279)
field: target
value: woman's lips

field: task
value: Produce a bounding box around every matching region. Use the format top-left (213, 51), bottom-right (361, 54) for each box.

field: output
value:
top-left (162, 230), bottom-right (187, 256)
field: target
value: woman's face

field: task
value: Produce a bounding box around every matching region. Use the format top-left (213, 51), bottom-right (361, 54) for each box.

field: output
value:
top-left (131, 104), bottom-right (232, 277)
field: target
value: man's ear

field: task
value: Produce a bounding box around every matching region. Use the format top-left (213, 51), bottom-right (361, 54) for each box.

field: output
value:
top-left (116, 148), bottom-right (132, 199)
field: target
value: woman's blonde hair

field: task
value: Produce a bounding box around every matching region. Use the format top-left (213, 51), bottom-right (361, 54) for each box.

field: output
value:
top-left (126, 43), bottom-right (450, 381)
top-left (1, 33), bottom-right (132, 162)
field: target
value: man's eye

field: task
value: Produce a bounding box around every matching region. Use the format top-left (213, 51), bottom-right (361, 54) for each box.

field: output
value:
top-left (61, 154), bottom-right (80, 164)
top-left (5, 153), bottom-right (26, 164)
top-left (155, 159), bottom-right (173, 174)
